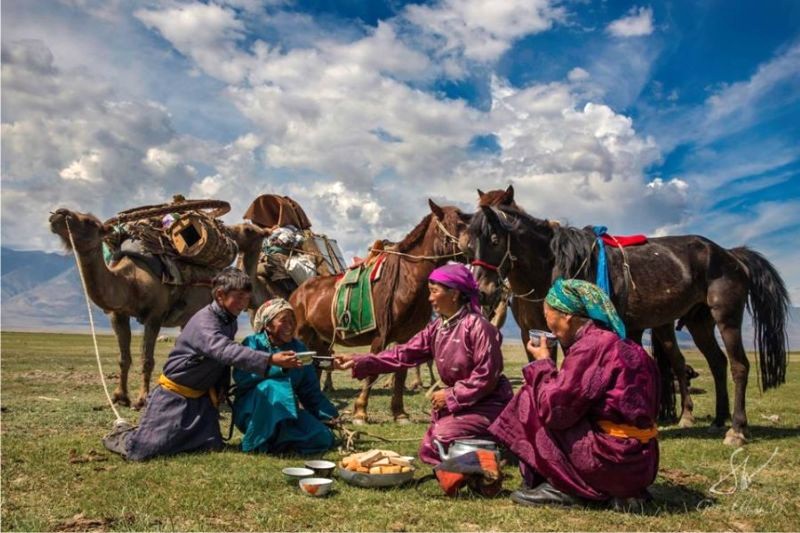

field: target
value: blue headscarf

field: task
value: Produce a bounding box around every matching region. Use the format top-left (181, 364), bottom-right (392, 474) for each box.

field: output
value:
top-left (545, 278), bottom-right (626, 338)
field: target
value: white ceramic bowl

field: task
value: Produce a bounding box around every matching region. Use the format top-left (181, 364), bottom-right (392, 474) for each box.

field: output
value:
top-left (282, 467), bottom-right (314, 482)
top-left (305, 459), bottom-right (336, 477)
top-left (299, 477), bottom-right (333, 497)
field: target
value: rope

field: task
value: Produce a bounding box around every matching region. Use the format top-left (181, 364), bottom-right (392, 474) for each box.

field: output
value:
top-left (65, 218), bottom-right (125, 423)
top-left (369, 248), bottom-right (463, 261)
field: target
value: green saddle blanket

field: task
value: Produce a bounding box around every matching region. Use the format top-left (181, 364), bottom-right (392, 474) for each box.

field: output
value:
top-left (333, 257), bottom-right (384, 339)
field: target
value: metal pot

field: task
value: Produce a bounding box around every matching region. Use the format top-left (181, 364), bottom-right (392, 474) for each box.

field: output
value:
top-left (434, 438), bottom-right (499, 461)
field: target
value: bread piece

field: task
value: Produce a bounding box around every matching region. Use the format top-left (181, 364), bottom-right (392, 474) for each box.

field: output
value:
top-left (356, 466), bottom-right (370, 473)
top-left (400, 466), bottom-right (412, 473)
top-left (369, 466), bottom-right (383, 475)
top-left (379, 450), bottom-right (400, 457)
top-left (382, 465), bottom-right (402, 474)
top-left (388, 457), bottom-right (411, 467)
top-left (372, 458), bottom-right (392, 466)
top-left (358, 449), bottom-right (384, 467)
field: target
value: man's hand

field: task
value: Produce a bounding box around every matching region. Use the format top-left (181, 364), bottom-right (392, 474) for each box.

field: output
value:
top-left (333, 354), bottom-right (354, 370)
top-left (430, 389), bottom-right (447, 411)
top-left (271, 351), bottom-right (302, 369)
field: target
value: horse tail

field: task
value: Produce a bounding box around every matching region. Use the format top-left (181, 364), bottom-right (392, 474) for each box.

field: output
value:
top-left (652, 336), bottom-right (678, 423)
top-left (374, 253), bottom-right (402, 350)
top-left (729, 246), bottom-right (790, 390)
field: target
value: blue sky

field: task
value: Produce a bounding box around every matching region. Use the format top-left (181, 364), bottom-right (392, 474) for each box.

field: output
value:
top-left (2, 0), bottom-right (799, 301)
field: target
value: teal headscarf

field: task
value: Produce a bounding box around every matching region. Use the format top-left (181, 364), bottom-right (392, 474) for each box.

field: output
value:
top-left (545, 278), bottom-right (627, 338)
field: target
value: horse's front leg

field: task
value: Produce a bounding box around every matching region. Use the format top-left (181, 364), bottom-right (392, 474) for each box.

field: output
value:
top-left (391, 368), bottom-right (410, 424)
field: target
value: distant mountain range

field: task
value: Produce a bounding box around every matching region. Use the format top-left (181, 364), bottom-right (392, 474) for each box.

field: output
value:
top-left (2, 247), bottom-right (798, 350)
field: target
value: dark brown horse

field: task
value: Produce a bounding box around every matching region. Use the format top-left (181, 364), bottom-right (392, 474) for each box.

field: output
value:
top-left (290, 201), bottom-right (470, 424)
top-left (465, 199), bottom-right (789, 446)
top-left (476, 187), bottom-right (692, 425)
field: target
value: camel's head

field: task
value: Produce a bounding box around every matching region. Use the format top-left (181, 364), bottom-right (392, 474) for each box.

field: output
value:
top-left (48, 208), bottom-right (112, 251)
top-left (227, 223), bottom-right (270, 253)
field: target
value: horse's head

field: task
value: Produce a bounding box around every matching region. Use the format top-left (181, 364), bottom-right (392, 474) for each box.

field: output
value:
top-left (477, 185), bottom-right (518, 209)
top-left (464, 205), bottom-right (518, 309)
top-left (48, 208), bottom-right (112, 251)
top-left (427, 199), bottom-right (472, 260)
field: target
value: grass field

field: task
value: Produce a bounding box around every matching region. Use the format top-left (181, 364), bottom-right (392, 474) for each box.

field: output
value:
top-left (1, 331), bottom-right (799, 531)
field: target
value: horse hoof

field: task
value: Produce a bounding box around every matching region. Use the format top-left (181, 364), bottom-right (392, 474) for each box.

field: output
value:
top-left (407, 382), bottom-right (422, 391)
top-left (132, 398), bottom-right (147, 411)
top-left (394, 416), bottom-right (412, 425)
top-left (352, 417), bottom-right (367, 426)
top-left (723, 429), bottom-right (746, 447)
top-left (678, 416), bottom-right (695, 429)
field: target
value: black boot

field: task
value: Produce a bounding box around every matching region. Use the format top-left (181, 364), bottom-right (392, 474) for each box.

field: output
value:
top-left (511, 482), bottom-right (580, 507)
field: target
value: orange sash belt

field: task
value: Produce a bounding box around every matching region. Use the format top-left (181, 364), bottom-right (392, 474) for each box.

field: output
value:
top-left (158, 374), bottom-right (219, 408)
top-left (597, 420), bottom-right (658, 444)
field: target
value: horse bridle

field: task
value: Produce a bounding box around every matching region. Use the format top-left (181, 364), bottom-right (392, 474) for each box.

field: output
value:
top-left (470, 227), bottom-right (516, 280)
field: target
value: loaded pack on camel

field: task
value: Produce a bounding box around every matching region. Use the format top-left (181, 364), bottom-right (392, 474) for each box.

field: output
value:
top-left (240, 194), bottom-right (346, 310)
top-left (103, 196), bottom-right (239, 287)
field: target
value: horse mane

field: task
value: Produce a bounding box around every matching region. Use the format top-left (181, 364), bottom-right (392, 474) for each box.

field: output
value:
top-left (395, 213), bottom-right (434, 253)
top-left (550, 225), bottom-right (596, 281)
top-left (372, 212), bottom-right (434, 349)
top-left (468, 206), bottom-right (520, 241)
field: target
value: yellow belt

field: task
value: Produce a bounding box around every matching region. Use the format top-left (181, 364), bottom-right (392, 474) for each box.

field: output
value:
top-left (597, 420), bottom-right (658, 444)
top-left (158, 374), bottom-right (219, 408)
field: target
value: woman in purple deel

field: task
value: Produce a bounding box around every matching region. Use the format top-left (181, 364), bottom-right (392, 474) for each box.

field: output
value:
top-left (335, 263), bottom-right (513, 465)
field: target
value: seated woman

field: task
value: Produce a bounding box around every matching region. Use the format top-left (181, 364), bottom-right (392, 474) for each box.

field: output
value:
top-left (489, 278), bottom-right (659, 507)
top-left (335, 263), bottom-right (513, 465)
top-left (233, 298), bottom-right (339, 455)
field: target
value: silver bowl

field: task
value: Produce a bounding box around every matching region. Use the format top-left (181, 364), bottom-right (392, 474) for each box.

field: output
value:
top-left (338, 466), bottom-right (415, 488)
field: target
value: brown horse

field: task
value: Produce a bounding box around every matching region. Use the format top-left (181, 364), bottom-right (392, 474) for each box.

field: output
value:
top-left (290, 200), bottom-right (469, 424)
top-left (465, 200), bottom-right (789, 446)
top-left (476, 186), bottom-right (692, 425)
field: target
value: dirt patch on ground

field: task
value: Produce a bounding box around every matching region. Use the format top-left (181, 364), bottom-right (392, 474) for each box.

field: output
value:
top-left (52, 513), bottom-right (135, 532)
top-left (659, 467), bottom-right (710, 485)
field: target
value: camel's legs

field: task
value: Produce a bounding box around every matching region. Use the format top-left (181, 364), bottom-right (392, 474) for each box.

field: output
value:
top-left (133, 320), bottom-right (160, 410)
top-left (109, 312), bottom-right (132, 407)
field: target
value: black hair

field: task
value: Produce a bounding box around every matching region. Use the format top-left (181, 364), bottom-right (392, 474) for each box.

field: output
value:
top-left (212, 266), bottom-right (252, 294)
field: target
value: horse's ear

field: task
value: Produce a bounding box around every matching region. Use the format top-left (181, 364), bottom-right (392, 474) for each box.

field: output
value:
top-left (428, 199), bottom-right (445, 220)
top-left (477, 188), bottom-right (485, 198)
top-left (503, 184), bottom-right (515, 203)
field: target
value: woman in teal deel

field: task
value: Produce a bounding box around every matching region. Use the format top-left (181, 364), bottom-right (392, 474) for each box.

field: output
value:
top-left (233, 298), bottom-right (339, 454)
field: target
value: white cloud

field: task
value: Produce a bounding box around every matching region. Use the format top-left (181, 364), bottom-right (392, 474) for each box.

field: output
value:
top-left (135, 2), bottom-right (249, 84)
top-left (607, 6), bottom-right (654, 38)
top-left (567, 67), bottom-right (590, 82)
top-left (405, 0), bottom-right (563, 62)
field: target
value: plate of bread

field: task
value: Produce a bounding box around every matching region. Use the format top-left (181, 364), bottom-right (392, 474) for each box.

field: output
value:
top-left (338, 449), bottom-right (415, 488)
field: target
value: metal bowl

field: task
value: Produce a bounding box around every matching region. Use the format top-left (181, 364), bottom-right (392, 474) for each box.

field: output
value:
top-left (305, 460), bottom-right (336, 478)
top-left (282, 467), bottom-right (314, 483)
top-left (337, 466), bottom-right (415, 488)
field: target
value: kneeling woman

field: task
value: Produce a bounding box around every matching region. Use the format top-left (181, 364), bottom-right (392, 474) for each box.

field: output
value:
top-left (490, 279), bottom-right (659, 507)
top-left (233, 298), bottom-right (339, 455)
top-left (335, 263), bottom-right (513, 465)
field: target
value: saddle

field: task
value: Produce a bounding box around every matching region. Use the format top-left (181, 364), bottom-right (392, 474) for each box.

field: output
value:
top-left (332, 254), bottom-right (387, 339)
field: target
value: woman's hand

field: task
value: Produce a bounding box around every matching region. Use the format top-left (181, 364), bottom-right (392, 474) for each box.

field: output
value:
top-left (333, 354), bottom-right (354, 370)
top-left (526, 337), bottom-right (553, 361)
top-left (271, 351), bottom-right (302, 369)
top-left (430, 390), bottom-right (447, 411)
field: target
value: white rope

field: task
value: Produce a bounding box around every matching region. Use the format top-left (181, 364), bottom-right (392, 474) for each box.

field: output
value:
top-left (65, 218), bottom-right (125, 423)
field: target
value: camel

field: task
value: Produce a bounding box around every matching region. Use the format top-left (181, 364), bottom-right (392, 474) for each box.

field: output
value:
top-left (49, 208), bottom-right (268, 409)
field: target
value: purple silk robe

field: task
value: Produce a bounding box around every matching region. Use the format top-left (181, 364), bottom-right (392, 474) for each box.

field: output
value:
top-left (490, 321), bottom-right (659, 500)
top-left (352, 308), bottom-right (513, 465)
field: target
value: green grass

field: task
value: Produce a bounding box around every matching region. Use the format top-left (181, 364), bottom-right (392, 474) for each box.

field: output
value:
top-left (1, 331), bottom-right (799, 531)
